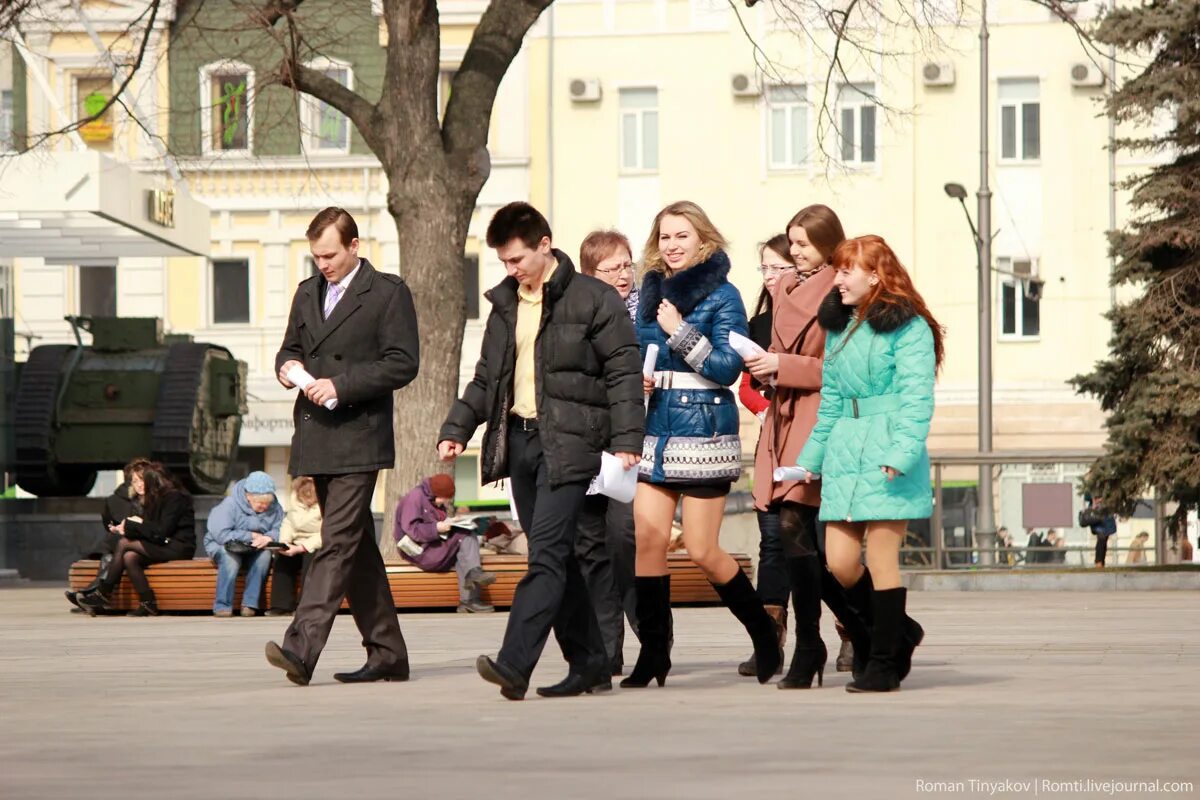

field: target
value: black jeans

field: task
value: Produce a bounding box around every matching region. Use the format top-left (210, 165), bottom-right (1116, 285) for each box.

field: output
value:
top-left (755, 507), bottom-right (790, 606)
top-left (498, 424), bottom-right (606, 681)
top-left (575, 494), bottom-right (638, 668)
top-left (1095, 534), bottom-right (1110, 566)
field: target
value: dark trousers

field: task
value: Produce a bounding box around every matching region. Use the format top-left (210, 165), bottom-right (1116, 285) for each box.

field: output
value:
top-left (575, 494), bottom-right (638, 669)
top-left (270, 551), bottom-right (314, 612)
top-left (498, 425), bottom-right (606, 681)
top-left (1095, 534), bottom-right (1110, 565)
top-left (282, 471), bottom-right (408, 673)
top-left (755, 507), bottom-right (790, 606)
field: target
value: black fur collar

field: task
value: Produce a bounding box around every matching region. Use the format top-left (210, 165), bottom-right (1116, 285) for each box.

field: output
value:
top-left (817, 289), bottom-right (918, 334)
top-left (638, 250), bottom-right (731, 322)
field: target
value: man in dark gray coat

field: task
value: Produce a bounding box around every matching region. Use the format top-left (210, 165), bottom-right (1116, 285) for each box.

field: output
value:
top-left (438, 202), bottom-right (644, 700)
top-left (265, 207), bottom-right (419, 686)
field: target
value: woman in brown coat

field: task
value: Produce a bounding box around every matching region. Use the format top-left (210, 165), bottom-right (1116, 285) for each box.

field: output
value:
top-left (745, 204), bottom-right (870, 688)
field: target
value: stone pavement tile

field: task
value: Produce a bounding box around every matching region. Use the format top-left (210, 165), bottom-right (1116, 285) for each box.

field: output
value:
top-left (0, 588), bottom-right (1197, 800)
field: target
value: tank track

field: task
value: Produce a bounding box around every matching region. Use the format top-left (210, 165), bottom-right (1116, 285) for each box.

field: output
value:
top-left (14, 345), bottom-right (97, 495)
top-left (151, 343), bottom-right (208, 492)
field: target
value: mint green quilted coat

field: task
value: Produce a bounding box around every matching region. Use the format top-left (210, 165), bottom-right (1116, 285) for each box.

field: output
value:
top-left (796, 301), bottom-right (936, 523)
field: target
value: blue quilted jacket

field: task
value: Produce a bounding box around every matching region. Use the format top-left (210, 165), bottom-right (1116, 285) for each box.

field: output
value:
top-left (636, 251), bottom-right (748, 483)
top-left (797, 291), bottom-right (936, 522)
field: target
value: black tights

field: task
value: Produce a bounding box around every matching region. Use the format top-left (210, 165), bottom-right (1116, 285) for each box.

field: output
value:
top-left (778, 503), bottom-right (820, 558)
top-left (100, 537), bottom-right (154, 600)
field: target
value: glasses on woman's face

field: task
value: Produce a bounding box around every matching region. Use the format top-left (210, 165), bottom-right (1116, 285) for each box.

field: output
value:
top-left (758, 264), bottom-right (788, 276)
top-left (596, 262), bottom-right (634, 277)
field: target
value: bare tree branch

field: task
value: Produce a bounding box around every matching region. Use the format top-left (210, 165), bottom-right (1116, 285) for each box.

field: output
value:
top-left (17, 0), bottom-right (163, 152)
top-left (443, 0), bottom-right (554, 160)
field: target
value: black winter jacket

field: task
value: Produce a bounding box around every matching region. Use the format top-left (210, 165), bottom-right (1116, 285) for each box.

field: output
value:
top-left (439, 250), bottom-right (644, 487)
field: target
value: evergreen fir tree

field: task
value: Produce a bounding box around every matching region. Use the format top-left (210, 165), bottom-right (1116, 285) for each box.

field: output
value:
top-left (1072, 1), bottom-right (1200, 536)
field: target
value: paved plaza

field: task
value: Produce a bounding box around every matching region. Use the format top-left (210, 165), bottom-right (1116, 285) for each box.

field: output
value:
top-left (1, 586), bottom-right (1197, 800)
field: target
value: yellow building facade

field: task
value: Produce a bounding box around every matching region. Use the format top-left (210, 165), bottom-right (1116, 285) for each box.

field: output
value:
top-left (5, 0), bottom-right (1162, 532)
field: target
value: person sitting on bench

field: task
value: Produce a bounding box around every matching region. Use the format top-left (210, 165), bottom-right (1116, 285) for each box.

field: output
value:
top-left (205, 471), bottom-right (284, 618)
top-left (394, 474), bottom-right (496, 614)
top-left (66, 457), bottom-right (151, 610)
top-left (267, 477), bottom-right (323, 616)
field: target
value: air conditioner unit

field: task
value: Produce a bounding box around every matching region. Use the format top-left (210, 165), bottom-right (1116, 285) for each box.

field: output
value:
top-left (568, 78), bottom-right (601, 103)
top-left (1012, 259), bottom-right (1034, 278)
top-left (922, 62), bottom-right (955, 87)
top-left (731, 73), bottom-right (760, 98)
top-left (1069, 63), bottom-right (1104, 88)
top-left (1023, 279), bottom-right (1044, 302)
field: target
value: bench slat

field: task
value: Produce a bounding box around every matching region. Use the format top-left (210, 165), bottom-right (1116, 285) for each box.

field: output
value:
top-left (68, 553), bottom-right (751, 612)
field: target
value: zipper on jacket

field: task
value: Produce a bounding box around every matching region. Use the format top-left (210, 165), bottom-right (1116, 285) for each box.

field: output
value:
top-left (842, 329), bottom-right (878, 523)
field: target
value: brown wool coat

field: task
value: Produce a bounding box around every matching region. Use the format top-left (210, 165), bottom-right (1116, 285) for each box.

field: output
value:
top-left (752, 267), bottom-right (836, 511)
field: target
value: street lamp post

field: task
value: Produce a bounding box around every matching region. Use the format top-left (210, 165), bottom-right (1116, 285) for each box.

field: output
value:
top-left (976, 0), bottom-right (997, 567)
top-left (940, 0), bottom-right (998, 568)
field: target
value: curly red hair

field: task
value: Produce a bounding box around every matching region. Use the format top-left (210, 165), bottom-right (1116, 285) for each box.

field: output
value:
top-left (831, 235), bottom-right (945, 370)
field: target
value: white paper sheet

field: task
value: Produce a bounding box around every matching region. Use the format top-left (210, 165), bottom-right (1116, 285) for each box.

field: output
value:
top-left (286, 365), bottom-right (338, 410)
top-left (773, 466), bottom-right (816, 482)
top-left (586, 451), bottom-right (639, 503)
top-left (642, 344), bottom-right (659, 378)
top-left (730, 332), bottom-right (775, 387)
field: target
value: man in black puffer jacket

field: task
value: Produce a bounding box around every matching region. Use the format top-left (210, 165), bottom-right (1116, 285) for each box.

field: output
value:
top-left (438, 202), bottom-right (644, 700)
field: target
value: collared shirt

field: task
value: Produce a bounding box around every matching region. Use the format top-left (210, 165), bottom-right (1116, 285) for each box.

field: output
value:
top-left (323, 259), bottom-right (362, 319)
top-left (511, 260), bottom-right (558, 419)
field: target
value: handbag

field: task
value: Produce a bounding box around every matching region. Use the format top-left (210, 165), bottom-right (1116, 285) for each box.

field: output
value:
top-left (224, 540), bottom-right (254, 555)
top-left (1078, 508), bottom-right (1105, 528)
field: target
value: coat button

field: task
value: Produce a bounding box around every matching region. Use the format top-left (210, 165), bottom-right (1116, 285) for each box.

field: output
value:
top-left (312, 351), bottom-right (319, 358)
top-left (334, 354), bottom-right (342, 360)
top-left (680, 395), bottom-right (688, 403)
top-left (714, 397), bottom-right (722, 404)
top-left (303, 413), bottom-right (312, 420)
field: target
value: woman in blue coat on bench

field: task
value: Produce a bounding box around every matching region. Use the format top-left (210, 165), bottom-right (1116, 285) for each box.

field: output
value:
top-left (78, 461), bottom-right (196, 616)
top-left (204, 472), bottom-right (285, 617)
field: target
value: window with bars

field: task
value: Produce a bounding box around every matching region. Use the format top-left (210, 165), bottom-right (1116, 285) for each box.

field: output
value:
top-left (837, 83), bottom-right (876, 165)
top-left (999, 79), bottom-right (1040, 161)
top-left (766, 84), bottom-right (807, 169)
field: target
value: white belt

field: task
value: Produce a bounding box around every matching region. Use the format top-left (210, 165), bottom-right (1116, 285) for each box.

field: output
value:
top-left (652, 370), bottom-right (722, 391)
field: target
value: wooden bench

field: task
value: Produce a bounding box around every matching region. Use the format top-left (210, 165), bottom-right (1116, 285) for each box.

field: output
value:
top-left (67, 553), bottom-right (754, 613)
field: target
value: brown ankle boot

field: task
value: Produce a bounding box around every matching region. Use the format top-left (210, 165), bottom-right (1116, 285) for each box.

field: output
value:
top-left (835, 621), bottom-right (854, 672)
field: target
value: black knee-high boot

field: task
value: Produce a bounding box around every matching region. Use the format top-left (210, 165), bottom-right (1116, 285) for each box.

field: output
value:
top-left (66, 554), bottom-right (113, 609)
top-left (778, 555), bottom-right (827, 689)
top-left (842, 568), bottom-right (875, 679)
top-left (713, 570), bottom-right (782, 684)
top-left (846, 587), bottom-right (908, 693)
top-left (621, 576), bottom-right (672, 688)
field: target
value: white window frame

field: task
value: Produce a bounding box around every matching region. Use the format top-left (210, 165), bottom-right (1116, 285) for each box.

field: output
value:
top-left (618, 87), bottom-right (659, 175)
top-left (998, 78), bottom-right (1040, 164)
top-left (209, 254), bottom-right (255, 327)
top-left (997, 256), bottom-right (1041, 341)
top-left (299, 57), bottom-right (353, 156)
top-left (0, 88), bottom-right (13, 152)
top-left (836, 82), bottom-right (878, 167)
top-left (765, 84), bottom-right (808, 171)
top-left (200, 60), bottom-right (255, 156)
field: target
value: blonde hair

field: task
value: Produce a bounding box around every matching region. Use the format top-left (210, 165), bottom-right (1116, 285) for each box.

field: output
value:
top-left (641, 201), bottom-right (729, 276)
top-left (292, 476), bottom-right (317, 508)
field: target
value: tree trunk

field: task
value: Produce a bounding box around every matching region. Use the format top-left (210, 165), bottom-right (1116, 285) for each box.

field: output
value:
top-left (379, 177), bottom-right (470, 558)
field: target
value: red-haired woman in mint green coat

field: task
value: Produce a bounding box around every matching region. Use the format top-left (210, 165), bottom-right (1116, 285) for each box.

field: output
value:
top-left (797, 235), bottom-right (944, 693)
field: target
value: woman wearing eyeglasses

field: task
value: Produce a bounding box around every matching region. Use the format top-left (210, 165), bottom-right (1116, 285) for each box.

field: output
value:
top-left (744, 205), bottom-right (873, 689)
top-left (573, 229), bottom-right (641, 676)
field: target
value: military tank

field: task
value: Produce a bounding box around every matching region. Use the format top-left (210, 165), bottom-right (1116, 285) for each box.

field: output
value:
top-left (12, 316), bottom-right (247, 496)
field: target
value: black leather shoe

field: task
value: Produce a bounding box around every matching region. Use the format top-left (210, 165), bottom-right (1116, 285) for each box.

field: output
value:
top-left (265, 641), bottom-right (311, 686)
top-left (475, 655), bottom-right (528, 700)
top-left (333, 663), bottom-right (411, 683)
top-left (536, 670), bottom-right (613, 698)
